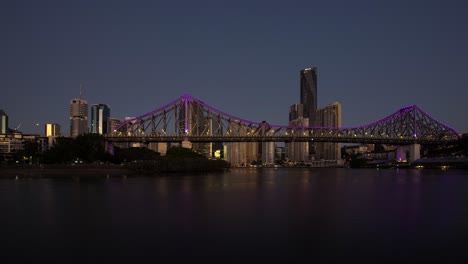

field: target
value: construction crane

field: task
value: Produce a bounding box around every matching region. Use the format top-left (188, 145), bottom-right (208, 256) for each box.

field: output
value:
top-left (13, 123), bottom-right (22, 131)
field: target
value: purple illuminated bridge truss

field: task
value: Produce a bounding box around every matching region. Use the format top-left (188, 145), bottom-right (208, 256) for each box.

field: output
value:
top-left (107, 94), bottom-right (460, 144)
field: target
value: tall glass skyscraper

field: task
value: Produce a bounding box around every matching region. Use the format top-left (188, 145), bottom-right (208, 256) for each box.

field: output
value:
top-left (300, 67), bottom-right (318, 158)
top-left (300, 67), bottom-right (318, 126)
top-left (91, 104), bottom-right (110, 135)
top-left (0, 110), bottom-right (8, 134)
top-left (70, 99), bottom-right (88, 137)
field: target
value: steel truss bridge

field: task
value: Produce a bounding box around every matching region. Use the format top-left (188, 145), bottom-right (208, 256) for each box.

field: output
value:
top-left (107, 94), bottom-right (460, 145)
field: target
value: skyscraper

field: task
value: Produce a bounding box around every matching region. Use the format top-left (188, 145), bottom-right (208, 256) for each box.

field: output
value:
top-left (300, 67), bottom-right (318, 125)
top-left (45, 123), bottom-right (61, 137)
top-left (91, 104), bottom-right (110, 134)
top-left (70, 98), bottom-right (88, 137)
top-left (0, 110), bottom-right (8, 134)
top-left (315, 102), bottom-right (342, 160)
top-left (300, 67), bottom-right (318, 158)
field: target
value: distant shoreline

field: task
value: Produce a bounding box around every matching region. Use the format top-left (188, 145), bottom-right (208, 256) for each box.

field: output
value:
top-left (0, 164), bottom-right (134, 179)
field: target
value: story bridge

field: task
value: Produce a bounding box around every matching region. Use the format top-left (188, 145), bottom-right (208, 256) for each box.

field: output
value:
top-left (106, 94), bottom-right (460, 146)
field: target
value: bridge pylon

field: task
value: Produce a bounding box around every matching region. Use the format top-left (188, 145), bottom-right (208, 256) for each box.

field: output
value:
top-left (396, 143), bottom-right (421, 163)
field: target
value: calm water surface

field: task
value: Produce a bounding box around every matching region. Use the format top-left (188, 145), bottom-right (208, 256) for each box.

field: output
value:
top-left (1, 168), bottom-right (468, 263)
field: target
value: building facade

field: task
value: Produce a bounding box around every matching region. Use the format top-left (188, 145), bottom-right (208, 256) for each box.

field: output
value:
top-left (91, 104), bottom-right (110, 134)
top-left (107, 118), bottom-right (122, 134)
top-left (0, 133), bottom-right (38, 161)
top-left (300, 67), bottom-right (318, 126)
top-left (224, 142), bottom-right (259, 166)
top-left (0, 110), bottom-right (8, 134)
top-left (70, 99), bottom-right (88, 137)
top-left (287, 103), bottom-right (309, 162)
top-left (300, 67), bottom-right (318, 158)
top-left (223, 119), bottom-right (259, 166)
top-left (261, 142), bottom-right (275, 165)
top-left (315, 102), bottom-right (342, 160)
top-left (45, 123), bottom-right (61, 137)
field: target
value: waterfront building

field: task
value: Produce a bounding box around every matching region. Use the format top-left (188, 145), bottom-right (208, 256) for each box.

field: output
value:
top-left (0, 110), bottom-right (8, 134)
top-left (224, 142), bottom-right (242, 166)
top-left (287, 104), bottom-right (309, 162)
top-left (275, 146), bottom-right (285, 161)
top-left (262, 142), bottom-right (275, 165)
top-left (177, 101), bottom-right (212, 157)
top-left (91, 104), bottom-right (110, 134)
top-left (45, 123), bottom-right (61, 137)
top-left (44, 123), bottom-right (61, 150)
top-left (70, 98), bottom-right (88, 137)
top-left (148, 142), bottom-right (168, 156)
top-left (0, 133), bottom-right (39, 161)
top-left (107, 118), bottom-right (122, 134)
top-left (190, 103), bottom-right (212, 157)
top-left (224, 142), bottom-right (259, 167)
top-left (223, 119), bottom-right (259, 166)
top-left (315, 102), bottom-right (342, 160)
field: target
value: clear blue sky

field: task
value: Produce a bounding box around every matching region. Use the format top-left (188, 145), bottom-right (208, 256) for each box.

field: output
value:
top-left (2, 0), bottom-right (468, 135)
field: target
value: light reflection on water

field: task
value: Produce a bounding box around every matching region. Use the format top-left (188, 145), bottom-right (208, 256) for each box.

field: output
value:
top-left (1, 168), bottom-right (468, 262)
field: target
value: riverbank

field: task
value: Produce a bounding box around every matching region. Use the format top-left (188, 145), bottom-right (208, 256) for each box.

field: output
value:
top-left (0, 164), bottom-right (134, 179)
top-left (0, 159), bottom-right (230, 179)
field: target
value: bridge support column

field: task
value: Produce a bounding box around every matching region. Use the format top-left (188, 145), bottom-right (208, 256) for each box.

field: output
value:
top-left (182, 139), bottom-right (192, 149)
top-left (396, 144), bottom-right (420, 163)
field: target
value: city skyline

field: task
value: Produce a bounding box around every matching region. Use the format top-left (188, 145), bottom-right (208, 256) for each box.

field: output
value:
top-left (2, 0), bottom-right (468, 135)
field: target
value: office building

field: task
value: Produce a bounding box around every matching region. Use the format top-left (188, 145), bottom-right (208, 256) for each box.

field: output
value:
top-left (315, 102), bottom-right (342, 160)
top-left (224, 142), bottom-right (258, 166)
top-left (300, 67), bottom-right (318, 158)
top-left (107, 118), bottom-right (123, 134)
top-left (70, 98), bottom-right (88, 137)
top-left (91, 104), bottom-right (110, 134)
top-left (0, 133), bottom-right (38, 161)
top-left (45, 123), bottom-right (61, 137)
top-left (300, 67), bottom-right (318, 125)
top-left (262, 142), bottom-right (275, 165)
top-left (179, 102), bottom-right (212, 157)
top-left (44, 123), bottom-right (61, 150)
top-left (148, 142), bottom-right (168, 156)
top-left (287, 104), bottom-right (309, 162)
top-left (223, 119), bottom-right (259, 166)
top-left (0, 110), bottom-right (8, 134)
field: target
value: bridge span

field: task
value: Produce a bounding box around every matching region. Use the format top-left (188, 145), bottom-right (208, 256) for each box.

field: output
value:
top-left (106, 94), bottom-right (460, 145)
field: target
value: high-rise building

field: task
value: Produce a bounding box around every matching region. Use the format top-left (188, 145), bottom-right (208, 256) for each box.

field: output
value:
top-left (224, 142), bottom-right (258, 166)
top-left (222, 119), bottom-right (259, 166)
top-left (262, 142), bottom-right (275, 165)
top-left (315, 102), bottom-right (342, 160)
top-left (107, 117), bottom-right (122, 134)
top-left (179, 101), bottom-right (212, 157)
top-left (287, 104), bottom-right (309, 162)
top-left (91, 104), bottom-right (110, 134)
top-left (0, 110), bottom-right (8, 134)
top-left (300, 67), bottom-right (318, 158)
top-left (70, 98), bottom-right (88, 137)
top-left (300, 67), bottom-right (318, 125)
top-left (45, 123), bottom-right (61, 137)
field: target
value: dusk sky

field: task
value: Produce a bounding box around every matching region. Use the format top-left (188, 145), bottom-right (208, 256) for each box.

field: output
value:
top-left (2, 0), bottom-right (468, 135)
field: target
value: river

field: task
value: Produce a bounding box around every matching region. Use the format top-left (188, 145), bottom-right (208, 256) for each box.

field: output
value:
top-left (1, 168), bottom-right (467, 263)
